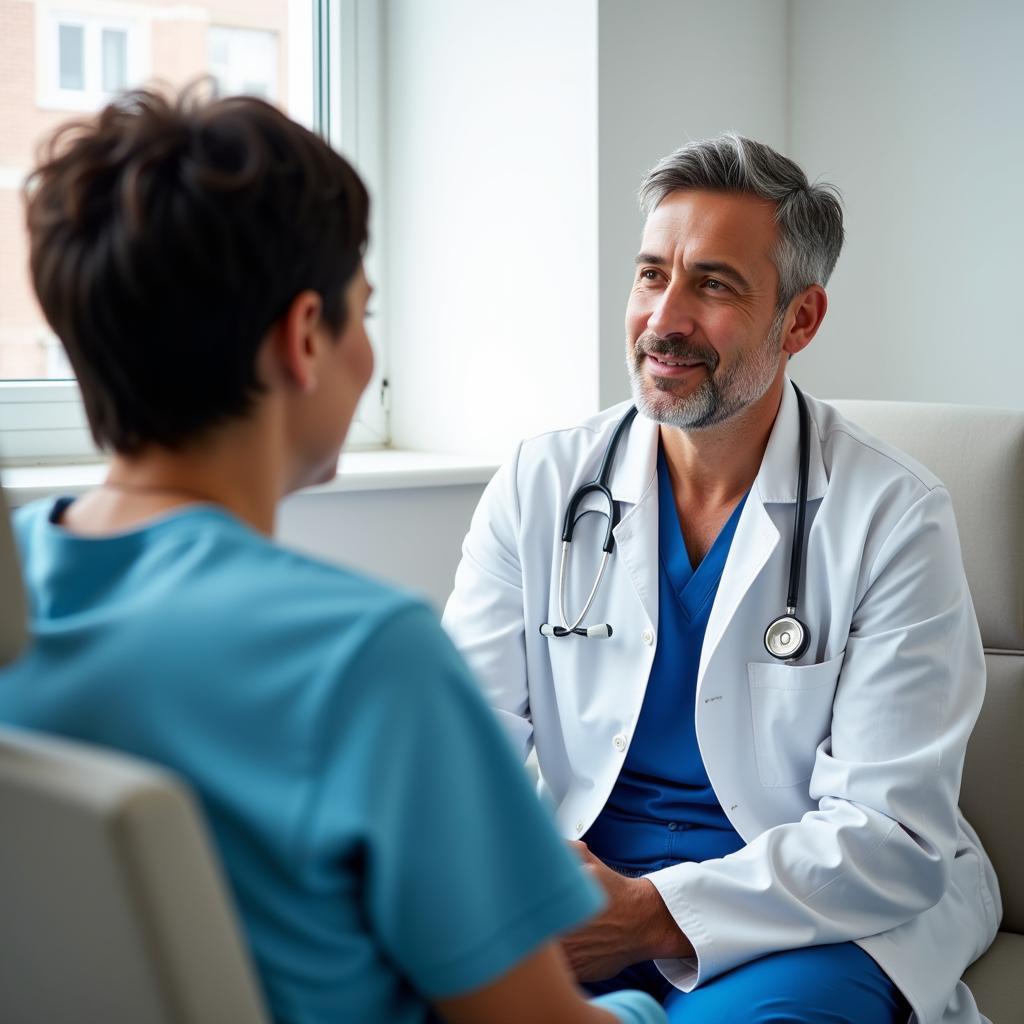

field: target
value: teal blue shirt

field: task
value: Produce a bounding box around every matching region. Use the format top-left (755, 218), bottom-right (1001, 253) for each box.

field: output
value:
top-left (0, 499), bottom-right (606, 1023)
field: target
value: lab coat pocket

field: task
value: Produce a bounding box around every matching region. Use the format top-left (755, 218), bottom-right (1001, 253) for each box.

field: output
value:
top-left (747, 651), bottom-right (844, 789)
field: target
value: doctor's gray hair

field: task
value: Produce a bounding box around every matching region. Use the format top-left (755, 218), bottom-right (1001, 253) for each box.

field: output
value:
top-left (639, 132), bottom-right (844, 312)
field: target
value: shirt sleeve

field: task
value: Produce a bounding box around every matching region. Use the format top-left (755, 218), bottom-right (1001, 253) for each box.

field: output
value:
top-left (306, 602), bottom-right (604, 999)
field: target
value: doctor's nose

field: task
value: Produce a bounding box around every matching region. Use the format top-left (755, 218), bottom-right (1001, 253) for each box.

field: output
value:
top-left (646, 284), bottom-right (697, 339)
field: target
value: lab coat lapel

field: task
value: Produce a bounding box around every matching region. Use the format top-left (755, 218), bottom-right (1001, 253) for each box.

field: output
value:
top-left (696, 379), bottom-right (826, 689)
top-left (697, 494), bottom-right (779, 688)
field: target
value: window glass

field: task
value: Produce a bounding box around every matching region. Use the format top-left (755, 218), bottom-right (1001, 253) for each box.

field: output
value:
top-left (101, 29), bottom-right (128, 93)
top-left (58, 23), bottom-right (85, 91)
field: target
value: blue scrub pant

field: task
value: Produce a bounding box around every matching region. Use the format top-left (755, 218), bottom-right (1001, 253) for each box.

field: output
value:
top-left (585, 942), bottom-right (910, 1023)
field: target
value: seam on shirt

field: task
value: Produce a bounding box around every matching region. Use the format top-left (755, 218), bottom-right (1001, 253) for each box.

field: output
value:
top-left (509, 439), bottom-right (524, 543)
top-left (935, 623), bottom-right (953, 775)
top-left (860, 486), bottom-right (948, 596)
top-left (821, 425), bottom-right (938, 493)
top-left (518, 414), bottom-right (618, 449)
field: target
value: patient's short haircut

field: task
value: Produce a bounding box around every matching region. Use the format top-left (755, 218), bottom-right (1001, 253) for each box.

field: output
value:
top-left (25, 85), bottom-right (370, 454)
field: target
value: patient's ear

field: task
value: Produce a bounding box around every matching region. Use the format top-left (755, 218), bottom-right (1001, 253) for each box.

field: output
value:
top-left (272, 290), bottom-right (324, 393)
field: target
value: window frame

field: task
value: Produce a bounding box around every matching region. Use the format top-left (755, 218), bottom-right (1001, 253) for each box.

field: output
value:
top-left (320, 0), bottom-right (388, 449)
top-left (1, 0), bottom-right (387, 467)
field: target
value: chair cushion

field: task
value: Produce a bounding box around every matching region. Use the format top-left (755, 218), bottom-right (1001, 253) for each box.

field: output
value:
top-left (962, 931), bottom-right (1024, 1023)
top-left (961, 655), bottom-right (1024, 933)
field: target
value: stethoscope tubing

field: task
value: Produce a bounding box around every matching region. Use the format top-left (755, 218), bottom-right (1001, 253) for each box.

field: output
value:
top-left (558, 406), bottom-right (639, 551)
top-left (541, 382), bottom-right (812, 662)
top-left (558, 543), bottom-right (611, 633)
top-left (786, 383), bottom-right (811, 613)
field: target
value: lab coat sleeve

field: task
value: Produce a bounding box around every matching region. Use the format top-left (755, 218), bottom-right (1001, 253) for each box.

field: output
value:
top-left (645, 485), bottom-right (986, 990)
top-left (442, 443), bottom-right (534, 762)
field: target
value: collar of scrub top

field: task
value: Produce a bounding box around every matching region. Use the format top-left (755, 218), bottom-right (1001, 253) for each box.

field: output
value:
top-left (605, 376), bottom-right (829, 516)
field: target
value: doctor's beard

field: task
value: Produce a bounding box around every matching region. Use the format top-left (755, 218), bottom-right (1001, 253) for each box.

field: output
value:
top-left (626, 308), bottom-right (787, 431)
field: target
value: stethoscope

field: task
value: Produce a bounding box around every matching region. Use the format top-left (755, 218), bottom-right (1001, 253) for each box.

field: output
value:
top-left (540, 380), bottom-right (813, 662)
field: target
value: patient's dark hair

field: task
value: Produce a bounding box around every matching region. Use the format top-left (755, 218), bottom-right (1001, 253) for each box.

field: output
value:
top-left (25, 85), bottom-right (370, 453)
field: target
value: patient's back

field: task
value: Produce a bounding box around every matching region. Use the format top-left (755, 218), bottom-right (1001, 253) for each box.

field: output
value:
top-left (0, 497), bottom-right (602, 1024)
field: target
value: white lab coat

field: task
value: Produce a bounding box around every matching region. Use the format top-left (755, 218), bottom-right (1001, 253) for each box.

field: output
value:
top-left (442, 382), bottom-right (1001, 1024)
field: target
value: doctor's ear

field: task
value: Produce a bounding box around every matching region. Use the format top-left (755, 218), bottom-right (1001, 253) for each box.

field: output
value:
top-left (270, 290), bottom-right (325, 393)
top-left (781, 285), bottom-right (828, 357)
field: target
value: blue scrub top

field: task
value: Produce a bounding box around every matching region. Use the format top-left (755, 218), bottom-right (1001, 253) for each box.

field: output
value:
top-left (585, 447), bottom-right (747, 872)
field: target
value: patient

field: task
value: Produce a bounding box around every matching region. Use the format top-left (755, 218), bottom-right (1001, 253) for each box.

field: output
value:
top-left (0, 88), bottom-right (664, 1024)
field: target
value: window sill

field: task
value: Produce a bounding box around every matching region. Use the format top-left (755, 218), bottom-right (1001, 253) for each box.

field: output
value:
top-left (1, 449), bottom-right (501, 507)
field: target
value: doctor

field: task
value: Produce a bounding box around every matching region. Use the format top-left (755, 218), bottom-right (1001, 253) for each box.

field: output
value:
top-left (443, 133), bottom-right (1000, 1023)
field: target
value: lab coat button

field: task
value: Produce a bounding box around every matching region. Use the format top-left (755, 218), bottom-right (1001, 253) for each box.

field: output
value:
top-left (613, 733), bottom-right (627, 751)
top-left (641, 628), bottom-right (654, 645)
top-left (575, 821), bottom-right (584, 834)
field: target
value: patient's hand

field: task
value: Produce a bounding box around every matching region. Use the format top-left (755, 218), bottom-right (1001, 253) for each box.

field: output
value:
top-left (561, 842), bottom-right (694, 982)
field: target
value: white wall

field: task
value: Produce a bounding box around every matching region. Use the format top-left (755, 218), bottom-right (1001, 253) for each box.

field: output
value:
top-left (384, 0), bottom-right (600, 456)
top-left (278, 483), bottom-right (484, 611)
top-left (595, 0), bottom-right (1024, 412)
top-left (596, 0), bottom-right (789, 408)
top-left (787, 0), bottom-right (1024, 408)
top-left (383, 0), bottom-right (794, 441)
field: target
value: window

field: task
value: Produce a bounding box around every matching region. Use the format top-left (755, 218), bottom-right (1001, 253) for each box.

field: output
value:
top-left (40, 11), bottom-right (146, 112)
top-left (1, 0), bottom-right (386, 463)
top-left (208, 27), bottom-right (279, 102)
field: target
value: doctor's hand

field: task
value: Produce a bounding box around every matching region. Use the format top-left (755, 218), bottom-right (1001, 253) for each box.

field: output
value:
top-left (561, 842), bottom-right (694, 983)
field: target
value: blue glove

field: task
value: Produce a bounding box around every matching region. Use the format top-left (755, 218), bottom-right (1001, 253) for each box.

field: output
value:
top-left (591, 989), bottom-right (667, 1023)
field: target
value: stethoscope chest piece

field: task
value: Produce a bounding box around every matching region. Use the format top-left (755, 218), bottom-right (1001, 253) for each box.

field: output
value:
top-left (764, 613), bottom-right (809, 661)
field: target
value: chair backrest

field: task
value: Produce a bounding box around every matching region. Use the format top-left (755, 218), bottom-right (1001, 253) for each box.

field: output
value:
top-left (0, 478), bottom-right (27, 667)
top-left (0, 725), bottom-right (269, 1024)
top-left (830, 399), bottom-right (1024, 936)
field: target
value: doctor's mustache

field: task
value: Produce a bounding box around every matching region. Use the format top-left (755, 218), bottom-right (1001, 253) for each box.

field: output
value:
top-left (632, 332), bottom-right (720, 371)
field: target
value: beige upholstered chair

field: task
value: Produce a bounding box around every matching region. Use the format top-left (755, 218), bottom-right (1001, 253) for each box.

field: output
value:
top-left (0, 483), bottom-right (268, 1024)
top-left (830, 400), bottom-right (1024, 1022)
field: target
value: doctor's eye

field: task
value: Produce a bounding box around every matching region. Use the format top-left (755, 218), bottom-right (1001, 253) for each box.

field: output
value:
top-left (702, 278), bottom-right (729, 292)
